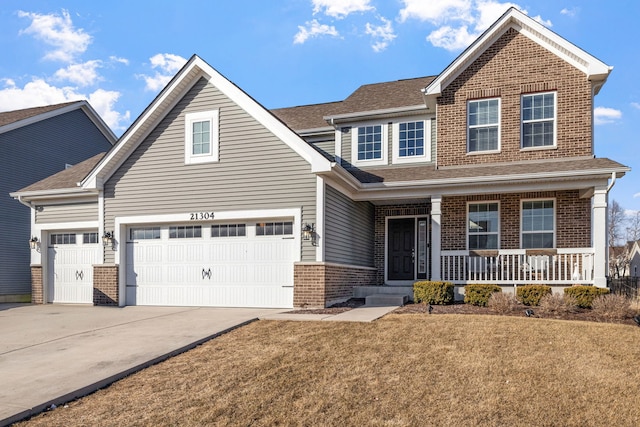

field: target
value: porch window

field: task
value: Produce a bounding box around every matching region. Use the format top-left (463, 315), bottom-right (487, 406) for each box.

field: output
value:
top-left (468, 202), bottom-right (499, 249)
top-left (521, 200), bottom-right (555, 248)
top-left (468, 98), bottom-right (500, 153)
top-left (521, 92), bottom-right (556, 148)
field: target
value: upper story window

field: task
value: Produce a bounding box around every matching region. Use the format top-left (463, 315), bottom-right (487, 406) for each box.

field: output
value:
top-left (521, 92), bottom-right (556, 149)
top-left (351, 123), bottom-right (388, 167)
top-left (467, 98), bottom-right (500, 153)
top-left (392, 119), bottom-right (431, 164)
top-left (468, 202), bottom-right (499, 250)
top-left (521, 200), bottom-right (555, 249)
top-left (184, 110), bottom-right (219, 165)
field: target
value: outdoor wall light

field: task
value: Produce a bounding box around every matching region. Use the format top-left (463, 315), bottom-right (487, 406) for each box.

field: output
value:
top-left (302, 223), bottom-right (316, 246)
top-left (29, 236), bottom-right (38, 250)
top-left (102, 231), bottom-right (113, 247)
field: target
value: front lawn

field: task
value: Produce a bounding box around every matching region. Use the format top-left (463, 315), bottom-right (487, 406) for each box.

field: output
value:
top-left (18, 315), bottom-right (640, 426)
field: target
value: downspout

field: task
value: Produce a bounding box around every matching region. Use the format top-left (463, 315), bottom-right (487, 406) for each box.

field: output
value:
top-left (606, 171), bottom-right (616, 192)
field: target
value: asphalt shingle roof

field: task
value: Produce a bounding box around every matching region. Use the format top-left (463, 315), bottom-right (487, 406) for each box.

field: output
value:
top-left (17, 152), bottom-right (105, 193)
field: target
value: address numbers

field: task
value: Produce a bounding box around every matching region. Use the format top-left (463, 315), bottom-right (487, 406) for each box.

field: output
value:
top-left (189, 212), bottom-right (215, 220)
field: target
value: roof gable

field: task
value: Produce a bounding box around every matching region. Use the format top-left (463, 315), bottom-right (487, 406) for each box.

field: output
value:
top-left (424, 7), bottom-right (612, 99)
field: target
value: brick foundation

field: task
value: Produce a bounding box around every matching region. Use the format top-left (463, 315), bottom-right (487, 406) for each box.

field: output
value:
top-left (294, 263), bottom-right (377, 308)
top-left (31, 265), bottom-right (43, 304)
top-left (93, 265), bottom-right (119, 306)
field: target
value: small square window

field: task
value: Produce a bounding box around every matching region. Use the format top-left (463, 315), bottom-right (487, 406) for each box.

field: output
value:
top-left (185, 110), bottom-right (219, 165)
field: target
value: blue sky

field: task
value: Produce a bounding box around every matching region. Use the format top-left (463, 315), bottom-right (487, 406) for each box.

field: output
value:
top-left (1, 1), bottom-right (638, 213)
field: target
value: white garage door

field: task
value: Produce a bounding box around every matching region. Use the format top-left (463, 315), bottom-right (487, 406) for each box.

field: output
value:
top-left (48, 232), bottom-right (101, 303)
top-left (125, 221), bottom-right (297, 308)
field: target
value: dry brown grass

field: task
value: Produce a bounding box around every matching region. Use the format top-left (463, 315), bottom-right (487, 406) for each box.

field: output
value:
top-left (17, 315), bottom-right (640, 427)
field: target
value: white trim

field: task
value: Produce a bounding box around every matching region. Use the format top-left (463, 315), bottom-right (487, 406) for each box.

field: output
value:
top-left (467, 200), bottom-right (500, 250)
top-left (520, 91), bottom-right (557, 150)
top-left (520, 198), bottom-right (556, 249)
top-left (350, 121), bottom-right (388, 167)
top-left (316, 176), bottom-right (325, 262)
top-left (391, 116), bottom-right (432, 164)
top-left (467, 97), bottom-right (501, 154)
top-left (35, 221), bottom-right (99, 233)
top-left (184, 110), bottom-right (219, 165)
top-left (334, 128), bottom-right (343, 165)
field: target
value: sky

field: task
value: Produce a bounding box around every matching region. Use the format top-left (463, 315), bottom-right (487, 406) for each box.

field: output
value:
top-left (0, 0), bottom-right (638, 214)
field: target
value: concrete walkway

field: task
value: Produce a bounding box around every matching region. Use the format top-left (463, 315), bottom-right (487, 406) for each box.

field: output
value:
top-left (260, 304), bottom-right (399, 322)
top-left (0, 304), bottom-right (285, 426)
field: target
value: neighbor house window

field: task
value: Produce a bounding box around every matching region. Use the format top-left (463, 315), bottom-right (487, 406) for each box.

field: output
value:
top-left (211, 224), bottom-right (246, 237)
top-left (130, 227), bottom-right (161, 240)
top-left (50, 233), bottom-right (76, 245)
top-left (521, 92), bottom-right (556, 148)
top-left (351, 123), bottom-right (388, 166)
top-left (169, 225), bottom-right (202, 239)
top-left (468, 202), bottom-right (499, 250)
top-left (256, 221), bottom-right (293, 236)
top-left (468, 98), bottom-right (500, 153)
top-left (392, 119), bottom-right (431, 164)
top-left (521, 200), bottom-right (555, 248)
top-left (184, 110), bottom-right (219, 165)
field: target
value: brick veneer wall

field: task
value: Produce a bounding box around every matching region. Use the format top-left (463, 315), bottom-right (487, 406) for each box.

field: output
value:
top-left (437, 28), bottom-right (592, 167)
top-left (93, 265), bottom-right (119, 306)
top-left (294, 262), bottom-right (377, 308)
top-left (31, 265), bottom-right (43, 304)
top-left (441, 190), bottom-right (591, 250)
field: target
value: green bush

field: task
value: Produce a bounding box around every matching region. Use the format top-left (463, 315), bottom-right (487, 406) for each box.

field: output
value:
top-left (563, 286), bottom-right (609, 308)
top-left (517, 285), bottom-right (552, 306)
top-left (413, 281), bottom-right (454, 305)
top-left (464, 284), bottom-right (502, 306)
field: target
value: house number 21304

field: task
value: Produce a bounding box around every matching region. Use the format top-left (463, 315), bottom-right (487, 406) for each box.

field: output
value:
top-left (190, 212), bottom-right (215, 220)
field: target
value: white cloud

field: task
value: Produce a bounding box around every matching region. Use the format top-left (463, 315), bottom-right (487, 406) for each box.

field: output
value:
top-left (88, 89), bottom-right (131, 132)
top-left (109, 56), bottom-right (129, 66)
top-left (474, 1), bottom-right (522, 31)
top-left (312, 0), bottom-right (374, 19)
top-left (139, 53), bottom-right (188, 92)
top-left (631, 102), bottom-right (640, 110)
top-left (399, 0), bottom-right (472, 24)
top-left (634, 193), bottom-right (640, 199)
top-left (531, 15), bottom-right (553, 27)
top-left (53, 60), bottom-right (102, 87)
top-left (365, 17), bottom-right (397, 52)
top-left (560, 7), bottom-right (578, 17)
top-left (17, 9), bottom-right (92, 62)
top-left (294, 19), bottom-right (339, 44)
top-left (594, 106), bottom-right (622, 125)
top-left (427, 25), bottom-right (476, 51)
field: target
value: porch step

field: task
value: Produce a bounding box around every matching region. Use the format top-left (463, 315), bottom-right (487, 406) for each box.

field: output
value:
top-left (353, 286), bottom-right (413, 301)
top-left (365, 293), bottom-right (408, 307)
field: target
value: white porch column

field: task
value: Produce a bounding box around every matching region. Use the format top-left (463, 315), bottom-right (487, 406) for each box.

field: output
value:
top-left (431, 195), bottom-right (442, 281)
top-left (592, 187), bottom-right (608, 288)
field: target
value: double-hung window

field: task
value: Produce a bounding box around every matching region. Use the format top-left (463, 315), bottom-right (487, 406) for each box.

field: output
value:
top-left (352, 123), bottom-right (388, 166)
top-left (185, 110), bottom-right (219, 165)
top-left (468, 202), bottom-right (499, 250)
top-left (468, 98), bottom-right (500, 153)
top-left (521, 200), bottom-right (555, 248)
top-left (521, 92), bottom-right (556, 148)
top-left (392, 119), bottom-right (431, 164)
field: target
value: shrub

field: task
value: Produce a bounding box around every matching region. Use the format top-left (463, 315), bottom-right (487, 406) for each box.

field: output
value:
top-left (564, 286), bottom-right (609, 308)
top-left (464, 284), bottom-right (502, 306)
top-left (413, 281), bottom-right (454, 305)
top-left (488, 292), bottom-right (517, 314)
top-left (539, 293), bottom-right (578, 316)
top-left (591, 294), bottom-right (632, 320)
top-left (517, 285), bottom-right (552, 306)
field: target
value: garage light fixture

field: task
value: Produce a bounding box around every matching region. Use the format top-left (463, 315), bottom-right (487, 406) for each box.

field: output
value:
top-left (302, 223), bottom-right (316, 246)
top-left (29, 236), bottom-right (38, 250)
top-left (102, 231), bottom-right (114, 247)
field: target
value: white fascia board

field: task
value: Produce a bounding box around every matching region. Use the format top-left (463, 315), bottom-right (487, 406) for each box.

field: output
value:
top-left (10, 187), bottom-right (98, 201)
top-left (324, 105), bottom-right (427, 124)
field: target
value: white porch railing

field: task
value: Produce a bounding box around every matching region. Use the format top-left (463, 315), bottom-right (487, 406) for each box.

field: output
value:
top-left (441, 248), bottom-right (595, 285)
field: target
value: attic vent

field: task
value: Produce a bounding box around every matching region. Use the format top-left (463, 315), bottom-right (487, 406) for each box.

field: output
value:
top-left (521, 82), bottom-right (557, 93)
top-left (466, 88), bottom-right (501, 100)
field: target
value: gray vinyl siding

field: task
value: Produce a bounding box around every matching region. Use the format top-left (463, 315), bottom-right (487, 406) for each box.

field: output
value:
top-left (340, 127), bottom-right (351, 166)
top-left (35, 202), bottom-right (98, 224)
top-left (104, 77), bottom-right (317, 263)
top-left (324, 184), bottom-right (374, 266)
top-left (0, 109), bottom-right (113, 296)
top-left (310, 140), bottom-right (335, 160)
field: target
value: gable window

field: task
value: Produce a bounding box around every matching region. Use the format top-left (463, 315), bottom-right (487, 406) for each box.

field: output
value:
top-left (392, 119), bottom-right (431, 164)
top-left (351, 123), bottom-right (388, 166)
top-left (184, 110), bottom-right (219, 165)
top-left (468, 202), bottom-right (499, 250)
top-left (467, 98), bottom-right (500, 153)
top-left (521, 92), bottom-right (556, 148)
top-left (521, 200), bottom-right (555, 248)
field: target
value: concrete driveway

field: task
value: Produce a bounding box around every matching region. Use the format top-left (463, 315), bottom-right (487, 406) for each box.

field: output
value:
top-left (0, 304), bottom-right (285, 426)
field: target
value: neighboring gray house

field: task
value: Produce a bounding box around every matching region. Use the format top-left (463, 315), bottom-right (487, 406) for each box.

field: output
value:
top-left (2, 101), bottom-right (115, 302)
top-left (11, 9), bottom-right (629, 308)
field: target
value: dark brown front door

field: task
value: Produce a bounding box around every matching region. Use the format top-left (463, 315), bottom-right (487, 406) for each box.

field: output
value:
top-left (388, 218), bottom-right (415, 280)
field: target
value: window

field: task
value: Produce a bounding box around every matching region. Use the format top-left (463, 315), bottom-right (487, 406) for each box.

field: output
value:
top-left (468, 98), bottom-right (500, 153)
top-left (351, 123), bottom-right (388, 166)
top-left (130, 227), bottom-right (161, 240)
top-left (522, 92), bottom-right (556, 148)
top-left (169, 225), bottom-right (202, 239)
top-left (50, 233), bottom-right (76, 245)
top-left (468, 203), bottom-right (499, 250)
top-left (392, 119), bottom-right (431, 164)
top-left (521, 200), bottom-right (555, 248)
top-left (184, 110), bottom-right (219, 165)
top-left (83, 233), bottom-right (99, 244)
top-left (211, 224), bottom-right (246, 237)
top-left (256, 221), bottom-right (293, 236)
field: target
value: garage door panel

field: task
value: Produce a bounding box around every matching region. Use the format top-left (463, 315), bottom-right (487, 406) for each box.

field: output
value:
top-left (48, 241), bottom-right (100, 304)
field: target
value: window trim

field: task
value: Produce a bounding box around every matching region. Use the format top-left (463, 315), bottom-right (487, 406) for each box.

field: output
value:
top-left (467, 201), bottom-right (500, 250)
top-left (184, 110), bottom-right (219, 165)
top-left (350, 122), bottom-right (388, 167)
top-left (467, 97), bottom-right (501, 154)
top-left (520, 91), bottom-right (557, 150)
top-left (392, 117), bottom-right (431, 164)
top-left (520, 198), bottom-right (556, 249)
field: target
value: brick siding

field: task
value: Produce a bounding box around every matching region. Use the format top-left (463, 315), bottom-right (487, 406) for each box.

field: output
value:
top-left (93, 265), bottom-right (119, 306)
top-left (31, 265), bottom-right (43, 304)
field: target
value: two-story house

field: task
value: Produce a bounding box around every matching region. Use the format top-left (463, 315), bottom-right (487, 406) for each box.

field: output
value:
top-left (1, 101), bottom-right (115, 302)
top-left (11, 8), bottom-right (628, 308)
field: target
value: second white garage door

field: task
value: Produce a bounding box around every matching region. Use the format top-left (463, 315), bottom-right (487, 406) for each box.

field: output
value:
top-left (125, 221), bottom-right (296, 308)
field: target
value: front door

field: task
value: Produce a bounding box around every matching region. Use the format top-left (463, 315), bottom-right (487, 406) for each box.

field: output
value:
top-left (387, 217), bottom-right (429, 282)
